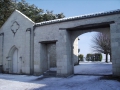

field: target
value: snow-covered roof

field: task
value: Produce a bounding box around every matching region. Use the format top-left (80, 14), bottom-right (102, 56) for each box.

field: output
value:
top-left (15, 10), bottom-right (35, 24)
top-left (35, 9), bottom-right (120, 27)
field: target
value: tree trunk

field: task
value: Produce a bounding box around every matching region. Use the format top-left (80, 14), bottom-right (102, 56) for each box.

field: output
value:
top-left (105, 53), bottom-right (108, 63)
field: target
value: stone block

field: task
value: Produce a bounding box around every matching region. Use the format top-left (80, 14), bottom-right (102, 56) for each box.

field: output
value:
top-left (116, 67), bottom-right (120, 72)
top-left (57, 61), bottom-right (66, 66)
top-left (113, 64), bottom-right (120, 68)
top-left (111, 34), bottom-right (120, 40)
top-left (112, 59), bottom-right (116, 64)
top-left (116, 29), bottom-right (120, 33)
top-left (112, 54), bottom-right (120, 60)
top-left (116, 70), bottom-right (120, 76)
top-left (110, 24), bottom-right (120, 38)
top-left (110, 24), bottom-right (117, 33)
top-left (34, 60), bottom-right (39, 65)
top-left (112, 67), bottom-right (117, 74)
top-left (61, 68), bottom-right (67, 74)
top-left (64, 35), bottom-right (66, 42)
top-left (111, 42), bottom-right (119, 47)
top-left (115, 60), bottom-right (120, 64)
top-left (57, 69), bottom-right (61, 74)
top-left (63, 55), bottom-right (67, 60)
top-left (112, 64), bottom-right (116, 68)
top-left (57, 66), bottom-right (63, 69)
top-left (34, 65), bottom-right (39, 71)
top-left (111, 37), bottom-right (120, 43)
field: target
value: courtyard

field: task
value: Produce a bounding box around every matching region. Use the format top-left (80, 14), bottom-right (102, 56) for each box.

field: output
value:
top-left (0, 62), bottom-right (120, 90)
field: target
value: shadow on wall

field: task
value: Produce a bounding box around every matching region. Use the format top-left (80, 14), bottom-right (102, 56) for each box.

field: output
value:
top-left (39, 41), bottom-right (57, 75)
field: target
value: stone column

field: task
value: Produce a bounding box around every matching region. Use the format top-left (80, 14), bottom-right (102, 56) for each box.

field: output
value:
top-left (31, 27), bottom-right (34, 74)
top-left (0, 33), bottom-right (4, 67)
top-left (26, 27), bottom-right (34, 75)
top-left (110, 22), bottom-right (120, 76)
top-left (0, 33), bottom-right (4, 65)
top-left (57, 30), bottom-right (73, 77)
top-left (73, 37), bottom-right (79, 65)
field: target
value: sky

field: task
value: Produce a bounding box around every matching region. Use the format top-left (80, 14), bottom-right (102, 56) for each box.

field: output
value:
top-left (25, 0), bottom-right (120, 60)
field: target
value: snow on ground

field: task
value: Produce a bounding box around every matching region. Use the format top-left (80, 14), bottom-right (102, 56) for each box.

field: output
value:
top-left (74, 61), bottom-right (112, 75)
top-left (0, 62), bottom-right (120, 90)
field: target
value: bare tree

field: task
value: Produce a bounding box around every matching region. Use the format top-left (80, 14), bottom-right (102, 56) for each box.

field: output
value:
top-left (91, 32), bottom-right (111, 62)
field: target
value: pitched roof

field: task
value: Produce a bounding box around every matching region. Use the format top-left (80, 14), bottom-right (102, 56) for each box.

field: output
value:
top-left (35, 9), bottom-right (120, 27)
top-left (0, 10), bottom-right (35, 30)
top-left (15, 10), bottom-right (35, 23)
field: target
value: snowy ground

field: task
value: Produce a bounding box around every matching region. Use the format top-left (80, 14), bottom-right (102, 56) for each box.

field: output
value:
top-left (74, 61), bottom-right (112, 75)
top-left (0, 62), bottom-right (120, 90)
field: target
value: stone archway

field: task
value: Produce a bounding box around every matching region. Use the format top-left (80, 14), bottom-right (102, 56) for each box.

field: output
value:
top-left (7, 46), bottom-right (21, 74)
top-left (71, 27), bottom-right (110, 66)
top-left (60, 22), bottom-right (114, 75)
top-left (58, 22), bottom-right (119, 77)
top-left (33, 9), bottom-right (120, 77)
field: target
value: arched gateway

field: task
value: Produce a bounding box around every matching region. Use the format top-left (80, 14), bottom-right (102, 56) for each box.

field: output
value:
top-left (0, 9), bottom-right (120, 76)
top-left (7, 46), bottom-right (21, 74)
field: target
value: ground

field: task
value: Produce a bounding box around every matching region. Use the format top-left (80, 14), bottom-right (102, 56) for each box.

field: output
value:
top-left (74, 62), bottom-right (112, 75)
top-left (0, 62), bottom-right (120, 90)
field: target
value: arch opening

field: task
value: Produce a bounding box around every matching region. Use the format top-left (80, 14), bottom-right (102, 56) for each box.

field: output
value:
top-left (7, 46), bottom-right (21, 74)
top-left (66, 25), bottom-right (112, 76)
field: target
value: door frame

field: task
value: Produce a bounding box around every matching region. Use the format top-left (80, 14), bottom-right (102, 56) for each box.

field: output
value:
top-left (7, 45), bottom-right (20, 74)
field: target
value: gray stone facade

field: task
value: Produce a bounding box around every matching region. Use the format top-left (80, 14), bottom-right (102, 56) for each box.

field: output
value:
top-left (0, 9), bottom-right (120, 76)
top-left (0, 10), bottom-right (34, 74)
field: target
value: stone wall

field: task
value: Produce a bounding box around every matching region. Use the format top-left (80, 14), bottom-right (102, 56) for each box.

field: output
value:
top-left (110, 20), bottom-right (120, 76)
top-left (47, 43), bottom-right (56, 67)
top-left (0, 10), bottom-right (34, 74)
top-left (1, 10), bottom-right (120, 77)
top-left (34, 13), bottom-right (120, 76)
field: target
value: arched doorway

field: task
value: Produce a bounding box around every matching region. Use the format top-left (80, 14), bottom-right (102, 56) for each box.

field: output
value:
top-left (73, 31), bottom-right (112, 75)
top-left (70, 26), bottom-right (111, 73)
top-left (7, 46), bottom-right (21, 74)
top-left (58, 22), bottom-right (114, 77)
top-left (13, 48), bottom-right (19, 73)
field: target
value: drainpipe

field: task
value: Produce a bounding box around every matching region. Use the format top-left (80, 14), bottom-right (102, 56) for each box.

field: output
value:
top-left (26, 25), bottom-right (36, 75)
top-left (0, 33), bottom-right (4, 67)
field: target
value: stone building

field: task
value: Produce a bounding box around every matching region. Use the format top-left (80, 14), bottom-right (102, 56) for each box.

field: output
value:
top-left (0, 9), bottom-right (120, 76)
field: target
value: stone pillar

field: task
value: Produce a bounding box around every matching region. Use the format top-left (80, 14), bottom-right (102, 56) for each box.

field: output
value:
top-left (73, 37), bottom-right (79, 65)
top-left (0, 33), bottom-right (4, 67)
top-left (31, 27), bottom-right (34, 74)
top-left (110, 22), bottom-right (120, 76)
top-left (0, 33), bottom-right (4, 73)
top-left (57, 30), bottom-right (73, 77)
top-left (26, 27), bottom-right (34, 75)
top-left (0, 35), bottom-right (2, 65)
